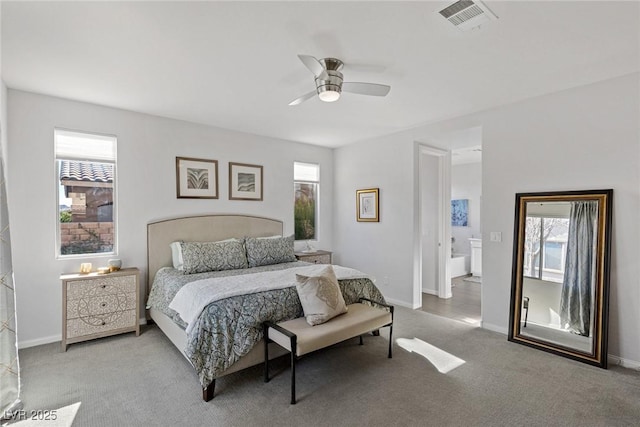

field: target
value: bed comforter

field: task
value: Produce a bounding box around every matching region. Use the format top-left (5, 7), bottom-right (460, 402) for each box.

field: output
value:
top-left (146, 261), bottom-right (386, 389)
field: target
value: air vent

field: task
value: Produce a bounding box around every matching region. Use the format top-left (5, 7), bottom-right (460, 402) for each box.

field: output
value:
top-left (439, 0), bottom-right (498, 31)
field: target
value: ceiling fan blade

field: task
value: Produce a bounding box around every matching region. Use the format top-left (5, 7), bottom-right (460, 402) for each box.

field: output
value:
top-left (288, 90), bottom-right (317, 106)
top-left (297, 54), bottom-right (329, 80)
top-left (342, 82), bottom-right (391, 97)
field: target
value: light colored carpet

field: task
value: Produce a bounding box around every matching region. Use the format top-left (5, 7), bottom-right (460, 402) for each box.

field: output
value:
top-left (15, 307), bottom-right (640, 426)
top-left (463, 276), bottom-right (482, 284)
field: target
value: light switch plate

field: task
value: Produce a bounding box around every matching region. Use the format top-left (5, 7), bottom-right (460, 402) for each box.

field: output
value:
top-left (490, 231), bottom-right (502, 242)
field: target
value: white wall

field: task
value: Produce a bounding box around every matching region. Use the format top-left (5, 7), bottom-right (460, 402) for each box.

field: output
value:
top-left (522, 278), bottom-right (562, 328)
top-left (333, 72), bottom-right (640, 365)
top-left (7, 90), bottom-right (334, 347)
top-left (451, 162), bottom-right (481, 255)
top-left (333, 135), bottom-right (415, 306)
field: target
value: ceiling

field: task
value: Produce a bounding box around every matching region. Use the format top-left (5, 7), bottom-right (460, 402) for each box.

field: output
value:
top-left (2, 1), bottom-right (638, 148)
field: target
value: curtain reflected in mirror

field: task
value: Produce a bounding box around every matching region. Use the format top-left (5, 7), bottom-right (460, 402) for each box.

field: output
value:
top-left (509, 190), bottom-right (612, 368)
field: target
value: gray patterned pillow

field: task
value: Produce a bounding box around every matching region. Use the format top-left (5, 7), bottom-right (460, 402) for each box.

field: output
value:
top-left (180, 239), bottom-right (248, 274)
top-left (245, 235), bottom-right (296, 267)
top-left (296, 265), bottom-right (348, 326)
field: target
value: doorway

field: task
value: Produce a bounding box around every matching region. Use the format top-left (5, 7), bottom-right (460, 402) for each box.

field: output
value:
top-left (417, 135), bottom-right (482, 326)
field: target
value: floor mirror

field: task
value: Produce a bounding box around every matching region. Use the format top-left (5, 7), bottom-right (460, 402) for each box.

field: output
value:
top-left (508, 189), bottom-right (612, 367)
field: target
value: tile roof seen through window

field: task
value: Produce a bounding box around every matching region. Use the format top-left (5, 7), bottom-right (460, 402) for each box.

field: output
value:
top-left (60, 160), bottom-right (113, 183)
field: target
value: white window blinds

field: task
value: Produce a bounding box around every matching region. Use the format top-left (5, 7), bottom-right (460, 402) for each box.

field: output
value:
top-left (294, 162), bottom-right (319, 182)
top-left (55, 129), bottom-right (116, 163)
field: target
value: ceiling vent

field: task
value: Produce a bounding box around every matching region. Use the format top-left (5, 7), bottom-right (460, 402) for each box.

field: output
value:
top-left (439, 0), bottom-right (498, 31)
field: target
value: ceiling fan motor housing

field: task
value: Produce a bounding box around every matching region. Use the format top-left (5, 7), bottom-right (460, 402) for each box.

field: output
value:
top-left (316, 58), bottom-right (344, 96)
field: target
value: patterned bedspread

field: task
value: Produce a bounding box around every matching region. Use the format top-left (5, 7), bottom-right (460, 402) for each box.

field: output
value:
top-left (146, 262), bottom-right (386, 389)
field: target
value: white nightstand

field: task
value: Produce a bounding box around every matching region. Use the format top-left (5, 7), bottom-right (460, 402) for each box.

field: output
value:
top-left (294, 250), bottom-right (332, 265)
top-left (61, 267), bottom-right (139, 351)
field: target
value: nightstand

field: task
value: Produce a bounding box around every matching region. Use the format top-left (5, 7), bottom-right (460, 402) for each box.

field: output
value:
top-left (61, 267), bottom-right (140, 351)
top-left (295, 250), bottom-right (332, 264)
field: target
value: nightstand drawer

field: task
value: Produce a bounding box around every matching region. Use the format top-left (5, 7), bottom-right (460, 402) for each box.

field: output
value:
top-left (66, 274), bottom-right (136, 300)
top-left (66, 309), bottom-right (137, 339)
top-left (295, 250), bottom-right (332, 265)
top-left (66, 292), bottom-right (137, 320)
top-left (300, 254), bottom-right (331, 264)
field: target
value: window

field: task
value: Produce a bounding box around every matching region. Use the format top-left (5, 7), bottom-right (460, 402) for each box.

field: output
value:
top-left (294, 162), bottom-right (319, 241)
top-left (523, 216), bottom-right (569, 283)
top-left (55, 129), bottom-right (117, 257)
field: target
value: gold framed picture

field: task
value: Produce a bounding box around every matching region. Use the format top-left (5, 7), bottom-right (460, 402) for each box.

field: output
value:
top-left (176, 157), bottom-right (219, 199)
top-left (229, 162), bottom-right (263, 201)
top-left (356, 188), bottom-right (379, 222)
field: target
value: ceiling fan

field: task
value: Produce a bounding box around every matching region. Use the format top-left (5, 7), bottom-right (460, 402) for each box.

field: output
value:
top-left (289, 54), bottom-right (391, 106)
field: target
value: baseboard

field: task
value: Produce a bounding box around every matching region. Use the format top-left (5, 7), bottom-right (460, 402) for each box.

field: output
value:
top-left (608, 355), bottom-right (640, 370)
top-left (19, 319), bottom-right (148, 350)
top-left (384, 297), bottom-right (417, 309)
top-left (421, 289), bottom-right (452, 299)
top-left (19, 334), bottom-right (61, 349)
top-left (481, 322), bottom-right (508, 335)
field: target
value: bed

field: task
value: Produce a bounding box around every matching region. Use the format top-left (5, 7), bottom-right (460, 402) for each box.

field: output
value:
top-left (146, 214), bottom-right (386, 401)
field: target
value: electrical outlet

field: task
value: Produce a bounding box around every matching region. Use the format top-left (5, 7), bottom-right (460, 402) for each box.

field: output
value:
top-left (490, 232), bottom-right (502, 242)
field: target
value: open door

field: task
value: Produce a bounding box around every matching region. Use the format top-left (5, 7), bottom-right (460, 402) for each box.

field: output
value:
top-left (415, 144), bottom-right (452, 306)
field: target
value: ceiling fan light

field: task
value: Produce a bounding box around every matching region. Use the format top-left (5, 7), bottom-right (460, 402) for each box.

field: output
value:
top-left (319, 90), bottom-right (341, 102)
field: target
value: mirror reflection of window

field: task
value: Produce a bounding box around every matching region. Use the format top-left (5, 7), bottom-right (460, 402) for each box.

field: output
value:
top-left (524, 213), bottom-right (569, 283)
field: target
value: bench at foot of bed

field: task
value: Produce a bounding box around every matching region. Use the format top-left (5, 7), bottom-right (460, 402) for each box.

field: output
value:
top-left (263, 298), bottom-right (394, 404)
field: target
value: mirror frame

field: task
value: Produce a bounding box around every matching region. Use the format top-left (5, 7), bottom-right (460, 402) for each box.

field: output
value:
top-left (508, 189), bottom-right (612, 368)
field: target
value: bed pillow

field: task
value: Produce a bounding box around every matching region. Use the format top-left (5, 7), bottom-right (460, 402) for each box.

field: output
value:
top-left (180, 238), bottom-right (248, 274)
top-left (245, 235), bottom-right (296, 267)
top-left (295, 265), bottom-right (348, 326)
top-left (170, 241), bottom-right (185, 270)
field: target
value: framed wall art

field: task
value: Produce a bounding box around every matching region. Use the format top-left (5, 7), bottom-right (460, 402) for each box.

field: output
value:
top-left (229, 162), bottom-right (263, 201)
top-left (451, 199), bottom-right (469, 226)
top-left (356, 188), bottom-right (379, 222)
top-left (176, 157), bottom-right (218, 199)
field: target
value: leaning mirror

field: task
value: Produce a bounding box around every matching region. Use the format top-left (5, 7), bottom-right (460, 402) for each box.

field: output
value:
top-left (508, 190), bottom-right (612, 367)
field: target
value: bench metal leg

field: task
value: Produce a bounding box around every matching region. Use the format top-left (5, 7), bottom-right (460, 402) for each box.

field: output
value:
top-left (359, 335), bottom-right (363, 345)
top-left (291, 347), bottom-right (297, 404)
top-left (388, 305), bottom-right (395, 358)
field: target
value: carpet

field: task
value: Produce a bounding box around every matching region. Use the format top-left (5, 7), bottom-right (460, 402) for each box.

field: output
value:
top-left (14, 307), bottom-right (640, 426)
top-left (463, 275), bottom-right (482, 284)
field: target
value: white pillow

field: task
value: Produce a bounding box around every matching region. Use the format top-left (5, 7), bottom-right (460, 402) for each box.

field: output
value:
top-left (295, 265), bottom-right (348, 326)
top-left (170, 241), bottom-right (184, 270)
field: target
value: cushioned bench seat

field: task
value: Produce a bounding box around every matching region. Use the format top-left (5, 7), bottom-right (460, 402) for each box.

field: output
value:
top-left (264, 298), bottom-right (394, 404)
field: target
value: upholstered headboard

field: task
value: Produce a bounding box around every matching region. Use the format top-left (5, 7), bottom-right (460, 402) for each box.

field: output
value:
top-left (146, 214), bottom-right (284, 294)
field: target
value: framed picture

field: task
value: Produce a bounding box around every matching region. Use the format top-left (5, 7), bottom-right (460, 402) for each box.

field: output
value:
top-left (356, 188), bottom-right (379, 222)
top-left (229, 162), bottom-right (263, 201)
top-left (176, 157), bottom-right (219, 199)
top-left (451, 199), bottom-right (469, 226)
